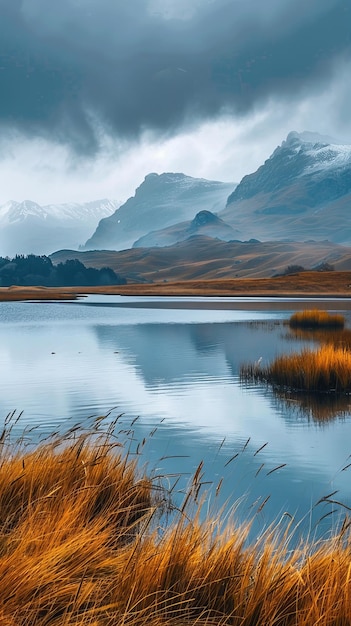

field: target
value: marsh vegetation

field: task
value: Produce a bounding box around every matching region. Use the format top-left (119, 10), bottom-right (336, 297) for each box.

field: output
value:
top-left (1, 417), bottom-right (351, 626)
top-left (289, 309), bottom-right (345, 330)
top-left (242, 309), bottom-right (351, 398)
top-left (241, 345), bottom-right (351, 393)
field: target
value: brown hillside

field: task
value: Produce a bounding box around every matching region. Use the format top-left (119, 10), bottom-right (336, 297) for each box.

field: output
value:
top-left (50, 237), bottom-right (351, 283)
top-left (2, 271), bottom-right (351, 300)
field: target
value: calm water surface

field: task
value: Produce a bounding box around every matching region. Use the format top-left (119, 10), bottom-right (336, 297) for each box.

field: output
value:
top-left (1, 295), bottom-right (351, 540)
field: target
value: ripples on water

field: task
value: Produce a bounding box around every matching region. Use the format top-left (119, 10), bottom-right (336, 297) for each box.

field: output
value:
top-left (1, 295), bottom-right (351, 540)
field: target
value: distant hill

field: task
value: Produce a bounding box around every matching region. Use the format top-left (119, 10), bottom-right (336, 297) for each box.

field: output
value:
top-left (0, 199), bottom-right (119, 257)
top-left (51, 237), bottom-right (351, 282)
top-left (133, 210), bottom-right (239, 248)
top-left (83, 173), bottom-right (235, 251)
top-left (220, 131), bottom-right (351, 244)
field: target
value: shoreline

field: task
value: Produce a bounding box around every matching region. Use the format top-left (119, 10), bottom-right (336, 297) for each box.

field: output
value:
top-left (1, 271), bottom-right (351, 301)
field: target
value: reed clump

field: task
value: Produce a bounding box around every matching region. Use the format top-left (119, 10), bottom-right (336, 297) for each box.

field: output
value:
top-left (289, 309), bottom-right (345, 329)
top-left (1, 421), bottom-right (351, 625)
top-left (241, 344), bottom-right (351, 392)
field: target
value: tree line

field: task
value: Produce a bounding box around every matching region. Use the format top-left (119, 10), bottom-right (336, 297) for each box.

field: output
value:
top-left (0, 254), bottom-right (127, 287)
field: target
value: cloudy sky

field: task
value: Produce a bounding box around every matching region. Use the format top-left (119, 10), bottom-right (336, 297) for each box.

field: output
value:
top-left (0, 0), bottom-right (350, 205)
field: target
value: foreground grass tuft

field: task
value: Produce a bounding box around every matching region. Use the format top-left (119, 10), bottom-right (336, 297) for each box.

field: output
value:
top-left (1, 421), bottom-right (351, 624)
top-left (289, 309), bottom-right (345, 329)
top-left (241, 344), bottom-right (351, 393)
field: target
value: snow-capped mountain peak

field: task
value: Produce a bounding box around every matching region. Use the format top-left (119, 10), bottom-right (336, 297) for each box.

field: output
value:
top-left (304, 142), bottom-right (351, 173)
top-left (7, 200), bottom-right (50, 223)
top-left (221, 130), bottom-right (351, 246)
top-left (283, 131), bottom-right (351, 173)
top-left (0, 198), bottom-right (121, 257)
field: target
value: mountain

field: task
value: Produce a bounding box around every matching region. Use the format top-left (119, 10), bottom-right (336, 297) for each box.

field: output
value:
top-left (0, 199), bottom-right (119, 257)
top-left (84, 173), bottom-right (235, 251)
top-left (133, 209), bottom-right (239, 248)
top-left (220, 131), bottom-right (351, 244)
top-left (51, 237), bottom-right (351, 282)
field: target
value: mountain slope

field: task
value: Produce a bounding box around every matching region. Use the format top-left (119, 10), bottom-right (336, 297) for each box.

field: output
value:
top-left (220, 131), bottom-right (351, 244)
top-left (51, 237), bottom-right (351, 282)
top-left (0, 199), bottom-right (119, 257)
top-left (84, 173), bottom-right (235, 251)
top-left (133, 210), bottom-right (239, 248)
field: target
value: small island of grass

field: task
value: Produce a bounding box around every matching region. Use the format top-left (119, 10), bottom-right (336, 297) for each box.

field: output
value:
top-left (289, 309), bottom-right (345, 329)
top-left (241, 344), bottom-right (351, 393)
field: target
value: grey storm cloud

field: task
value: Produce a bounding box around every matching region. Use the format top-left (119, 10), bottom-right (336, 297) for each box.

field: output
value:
top-left (0, 0), bottom-right (350, 153)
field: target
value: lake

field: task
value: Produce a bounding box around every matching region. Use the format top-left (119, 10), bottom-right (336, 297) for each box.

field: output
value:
top-left (1, 294), bottom-right (351, 541)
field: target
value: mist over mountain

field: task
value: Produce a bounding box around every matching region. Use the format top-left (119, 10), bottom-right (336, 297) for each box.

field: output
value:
top-left (84, 132), bottom-right (351, 255)
top-left (133, 210), bottom-right (239, 248)
top-left (0, 199), bottom-right (119, 257)
top-left (2, 131), bottom-right (351, 263)
top-left (84, 173), bottom-right (235, 251)
top-left (220, 131), bottom-right (351, 244)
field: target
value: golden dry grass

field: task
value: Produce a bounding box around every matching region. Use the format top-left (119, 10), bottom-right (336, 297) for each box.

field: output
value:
top-left (2, 270), bottom-right (351, 299)
top-left (241, 344), bottom-right (351, 393)
top-left (1, 419), bottom-right (351, 625)
top-left (289, 309), bottom-right (345, 329)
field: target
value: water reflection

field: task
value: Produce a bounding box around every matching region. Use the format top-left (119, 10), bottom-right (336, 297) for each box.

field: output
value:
top-left (288, 326), bottom-right (351, 350)
top-left (279, 324), bottom-right (351, 421)
top-left (272, 389), bottom-right (351, 423)
top-left (93, 321), bottom-right (310, 388)
top-left (1, 298), bottom-right (351, 540)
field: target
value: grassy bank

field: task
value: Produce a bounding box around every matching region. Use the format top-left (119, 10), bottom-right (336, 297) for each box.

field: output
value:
top-left (1, 421), bottom-right (351, 625)
top-left (2, 270), bottom-right (351, 299)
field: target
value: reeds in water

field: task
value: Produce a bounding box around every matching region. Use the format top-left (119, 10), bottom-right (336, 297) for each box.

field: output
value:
top-left (289, 309), bottom-right (345, 329)
top-left (241, 344), bottom-right (351, 392)
top-left (1, 420), bottom-right (351, 624)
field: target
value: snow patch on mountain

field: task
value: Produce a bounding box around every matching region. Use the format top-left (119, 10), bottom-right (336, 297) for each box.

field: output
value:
top-left (221, 131), bottom-right (351, 245)
top-left (284, 131), bottom-right (351, 173)
top-left (304, 143), bottom-right (351, 172)
top-left (0, 199), bottom-right (120, 256)
top-left (0, 199), bottom-right (118, 225)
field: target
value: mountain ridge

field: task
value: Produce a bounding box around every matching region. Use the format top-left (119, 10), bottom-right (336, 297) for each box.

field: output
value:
top-left (220, 131), bottom-right (351, 244)
top-left (84, 173), bottom-right (235, 251)
top-left (2, 130), bottom-right (351, 259)
top-left (0, 199), bottom-right (119, 256)
top-left (133, 209), bottom-right (240, 248)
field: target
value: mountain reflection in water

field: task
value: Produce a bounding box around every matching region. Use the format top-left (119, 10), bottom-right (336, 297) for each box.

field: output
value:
top-left (1, 296), bottom-right (351, 541)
